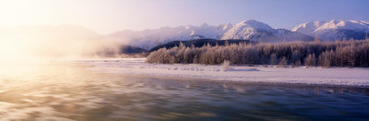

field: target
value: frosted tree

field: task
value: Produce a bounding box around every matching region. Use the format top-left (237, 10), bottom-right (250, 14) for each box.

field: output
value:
top-left (318, 50), bottom-right (334, 67)
top-left (291, 51), bottom-right (302, 66)
top-left (221, 60), bottom-right (232, 71)
top-left (146, 40), bottom-right (369, 67)
top-left (305, 54), bottom-right (316, 67)
top-left (278, 57), bottom-right (287, 67)
top-left (270, 53), bottom-right (278, 65)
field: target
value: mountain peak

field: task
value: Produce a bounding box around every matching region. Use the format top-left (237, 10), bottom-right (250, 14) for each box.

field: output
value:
top-left (292, 19), bottom-right (369, 41)
top-left (328, 19), bottom-right (341, 23)
top-left (317, 20), bottom-right (369, 31)
top-left (221, 19), bottom-right (312, 42)
top-left (236, 20), bottom-right (273, 31)
top-left (239, 19), bottom-right (266, 25)
top-left (291, 21), bottom-right (325, 35)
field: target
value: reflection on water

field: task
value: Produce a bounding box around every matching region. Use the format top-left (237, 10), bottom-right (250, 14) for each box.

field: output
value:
top-left (0, 64), bottom-right (368, 121)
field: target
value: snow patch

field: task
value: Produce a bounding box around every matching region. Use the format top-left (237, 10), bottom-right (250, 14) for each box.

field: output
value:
top-left (83, 58), bottom-right (369, 87)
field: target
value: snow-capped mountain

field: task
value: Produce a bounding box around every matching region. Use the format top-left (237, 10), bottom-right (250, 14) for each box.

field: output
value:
top-left (291, 21), bottom-right (325, 36)
top-left (107, 23), bottom-right (231, 49)
top-left (108, 20), bottom-right (313, 49)
top-left (221, 20), bottom-right (274, 40)
top-left (107, 19), bottom-right (369, 50)
top-left (292, 20), bottom-right (369, 41)
top-left (221, 20), bottom-right (313, 42)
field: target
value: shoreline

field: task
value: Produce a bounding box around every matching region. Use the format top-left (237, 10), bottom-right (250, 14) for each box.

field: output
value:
top-left (93, 72), bottom-right (369, 89)
top-left (81, 58), bottom-right (369, 87)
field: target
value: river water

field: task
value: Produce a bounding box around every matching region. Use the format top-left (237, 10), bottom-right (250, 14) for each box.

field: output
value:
top-left (0, 64), bottom-right (368, 121)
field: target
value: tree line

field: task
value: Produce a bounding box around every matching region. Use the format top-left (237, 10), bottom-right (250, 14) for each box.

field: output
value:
top-left (147, 40), bottom-right (369, 67)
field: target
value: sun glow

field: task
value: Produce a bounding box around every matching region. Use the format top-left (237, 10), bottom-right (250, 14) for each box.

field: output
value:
top-left (0, 26), bottom-right (120, 64)
top-left (0, 34), bottom-right (34, 63)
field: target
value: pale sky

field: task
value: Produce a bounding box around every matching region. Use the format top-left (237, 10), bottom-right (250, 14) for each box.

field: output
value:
top-left (1, 0), bottom-right (368, 34)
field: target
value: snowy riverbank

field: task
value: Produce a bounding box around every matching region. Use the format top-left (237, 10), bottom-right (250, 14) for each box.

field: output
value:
top-left (80, 58), bottom-right (369, 87)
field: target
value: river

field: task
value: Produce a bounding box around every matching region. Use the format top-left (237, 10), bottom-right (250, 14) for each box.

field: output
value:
top-left (0, 63), bottom-right (368, 120)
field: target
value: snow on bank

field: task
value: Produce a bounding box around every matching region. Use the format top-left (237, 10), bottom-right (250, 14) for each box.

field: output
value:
top-left (81, 58), bottom-right (369, 86)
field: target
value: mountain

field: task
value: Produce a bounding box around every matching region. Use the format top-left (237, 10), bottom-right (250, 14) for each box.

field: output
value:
top-left (221, 20), bottom-right (274, 40)
top-left (292, 20), bottom-right (369, 41)
top-left (221, 20), bottom-right (314, 42)
top-left (107, 23), bottom-right (231, 50)
top-left (107, 20), bottom-right (314, 49)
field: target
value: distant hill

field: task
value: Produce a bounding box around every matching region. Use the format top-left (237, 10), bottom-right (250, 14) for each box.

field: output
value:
top-left (149, 39), bottom-right (255, 52)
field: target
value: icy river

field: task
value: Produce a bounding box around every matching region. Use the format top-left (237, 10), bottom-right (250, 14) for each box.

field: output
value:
top-left (0, 63), bottom-right (368, 121)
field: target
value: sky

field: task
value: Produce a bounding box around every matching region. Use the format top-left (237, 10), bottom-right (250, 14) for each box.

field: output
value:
top-left (0, 0), bottom-right (369, 34)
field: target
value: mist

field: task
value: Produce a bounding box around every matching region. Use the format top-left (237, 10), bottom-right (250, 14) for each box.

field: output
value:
top-left (0, 25), bottom-right (120, 63)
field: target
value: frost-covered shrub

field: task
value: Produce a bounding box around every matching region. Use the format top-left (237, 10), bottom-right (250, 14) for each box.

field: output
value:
top-left (318, 50), bottom-right (335, 68)
top-left (278, 57), bottom-right (287, 67)
top-left (221, 60), bottom-right (232, 71)
top-left (269, 53), bottom-right (278, 65)
top-left (305, 54), bottom-right (316, 67)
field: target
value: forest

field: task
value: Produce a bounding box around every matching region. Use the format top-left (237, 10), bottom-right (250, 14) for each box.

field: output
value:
top-left (147, 40), bottom-right (369, 67)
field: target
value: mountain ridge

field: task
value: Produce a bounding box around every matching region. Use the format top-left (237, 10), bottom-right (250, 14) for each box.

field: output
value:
top-left (292, 20), bottom-right (369, 41)
top-left (108, 20), bottom-right (318, 49)
top-left (109, 19), bottom-right (369, 49)
top-left (2, 19), bottom-right (368, 51)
